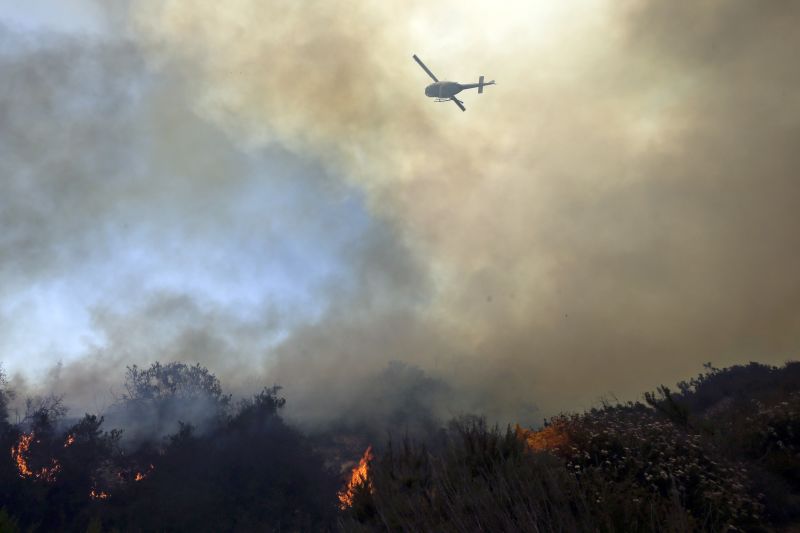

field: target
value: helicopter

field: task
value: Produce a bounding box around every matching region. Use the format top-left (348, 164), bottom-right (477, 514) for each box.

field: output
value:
top-left (413, 54), bottom-right (495, 112)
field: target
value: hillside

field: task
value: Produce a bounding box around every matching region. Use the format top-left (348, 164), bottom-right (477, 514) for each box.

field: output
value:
top-left (1, 361), bottom-right (799, 531)
top-left (342, 362), bottom-right (800, 532)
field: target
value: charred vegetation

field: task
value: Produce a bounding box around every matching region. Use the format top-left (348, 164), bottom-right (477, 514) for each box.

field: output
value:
top-left (2, 361), bottom-right (800, 531)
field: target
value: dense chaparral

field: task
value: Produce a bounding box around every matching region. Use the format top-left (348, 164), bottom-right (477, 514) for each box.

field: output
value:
top-left (2, 361), bottom-right (800, 531)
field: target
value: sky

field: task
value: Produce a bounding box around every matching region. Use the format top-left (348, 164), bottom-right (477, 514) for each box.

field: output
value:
top-left (1, 0), bottom-right (799, 426)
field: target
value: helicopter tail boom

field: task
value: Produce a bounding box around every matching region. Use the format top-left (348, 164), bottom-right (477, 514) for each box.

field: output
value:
top-left (460, 77), bottom-right (496, 93)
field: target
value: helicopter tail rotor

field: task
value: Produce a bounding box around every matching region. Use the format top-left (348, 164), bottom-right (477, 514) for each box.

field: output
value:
top-left (478, 76), bottom-right (496, 94)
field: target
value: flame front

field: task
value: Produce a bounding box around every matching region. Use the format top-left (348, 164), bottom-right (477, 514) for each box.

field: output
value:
top-left (338, 446), bottom-right (373, 510)
top-left (10, 432), bottom-right (61, 482)
top-left (516, 422), bottom-right (569, 452)
top-left (90, 489), bottom-right (109, 500)
top-left (64, 434), bottom-right (75, 447)
top-left (11, 433), bottom-right (34, 477)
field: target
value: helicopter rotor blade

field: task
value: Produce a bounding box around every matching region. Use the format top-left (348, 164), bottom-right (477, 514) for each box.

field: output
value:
top-left (450, 96), bottom-right (466, 112)
top-left (412, 54), bottom-right (439, 82)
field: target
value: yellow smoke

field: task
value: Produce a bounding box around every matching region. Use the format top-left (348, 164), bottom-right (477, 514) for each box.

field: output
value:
top-left (121, 0), bottom-right (800, 419)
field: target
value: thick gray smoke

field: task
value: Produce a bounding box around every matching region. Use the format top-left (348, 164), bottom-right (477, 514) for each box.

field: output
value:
top-left (2, 1), bottom-right (800, 432)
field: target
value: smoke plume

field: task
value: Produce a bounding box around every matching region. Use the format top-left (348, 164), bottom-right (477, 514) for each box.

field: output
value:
top-left (2, 0), bottom-right (800, 427)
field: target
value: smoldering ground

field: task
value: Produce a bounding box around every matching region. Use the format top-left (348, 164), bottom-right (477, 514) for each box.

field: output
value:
top-left (2, 0), bottom-right (800, 434)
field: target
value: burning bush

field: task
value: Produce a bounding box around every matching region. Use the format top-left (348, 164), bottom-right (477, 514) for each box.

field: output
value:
top-left (338, 445), bottom-right (373, 510)
top-left (0, 363), bottom-right (339, 532)
top-left (341, 417), bottom-right (592, 532)
top-left (345, 364), bottom-right (800, 532)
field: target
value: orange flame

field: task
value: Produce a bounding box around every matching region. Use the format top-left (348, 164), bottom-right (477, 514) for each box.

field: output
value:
top-left (338, 446), bottom-right (373, 510)
top-left (135, 463), bottom-right (155, 482)
top-left (90, 489), bottom-right (109, 500)
top-left (39, 459), bottom-right (61, 483)
top-left (516, 422), bottom-right (569, 452)
top-left (64, 434), bottom-right (75, 447)
top-left (11, 433), bottom-right (34, 477)
top-left (10, 432), bottom-right (61, 482)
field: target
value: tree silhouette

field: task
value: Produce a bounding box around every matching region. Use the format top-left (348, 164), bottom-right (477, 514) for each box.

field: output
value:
top-left (110, 362), bottom-right (232, 444)
top-left (123, 362), bottom-right (228, 404)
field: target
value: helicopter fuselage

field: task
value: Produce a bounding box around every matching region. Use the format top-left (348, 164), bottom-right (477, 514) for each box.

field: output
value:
top-left (424, 81), bottom-right (463, 99)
